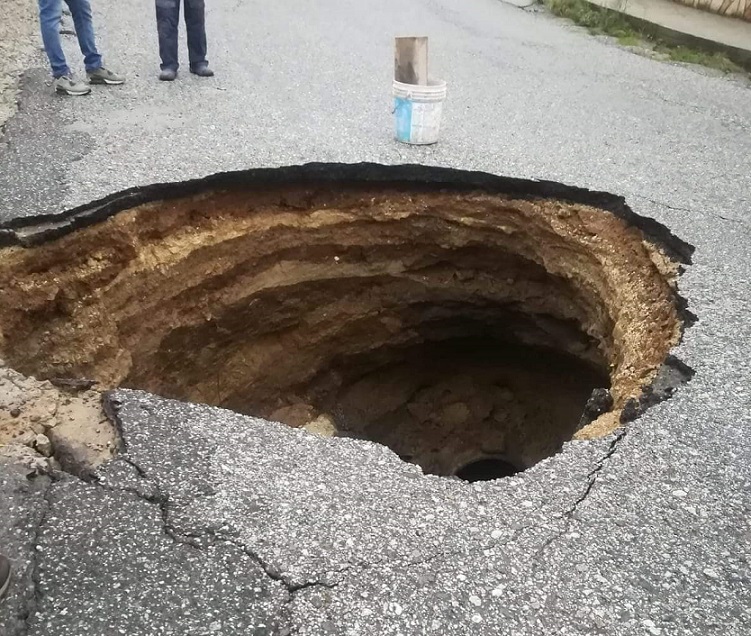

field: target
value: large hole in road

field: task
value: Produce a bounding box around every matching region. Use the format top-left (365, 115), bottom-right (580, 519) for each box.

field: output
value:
top-left (0, 165), bottom-right (693, 479)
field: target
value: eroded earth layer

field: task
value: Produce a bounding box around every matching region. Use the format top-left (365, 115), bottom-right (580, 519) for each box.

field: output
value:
top-left (0, 166), bottom-right (692, 477)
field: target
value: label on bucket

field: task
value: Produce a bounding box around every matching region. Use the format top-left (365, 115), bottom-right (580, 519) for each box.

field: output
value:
top-left (394, 97), bottom-right (443, 145)
top-left (394, 97), bottom-right (413, 143)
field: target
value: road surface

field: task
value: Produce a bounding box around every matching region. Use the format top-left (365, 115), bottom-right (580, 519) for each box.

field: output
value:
top-left (1, 0), bottom-right (749, 634)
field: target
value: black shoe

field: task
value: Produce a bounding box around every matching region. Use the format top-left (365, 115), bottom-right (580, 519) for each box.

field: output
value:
top-left (0, 554), bottom-right (11, 601)
top-left (159, 68), bottom-right (177, 81)
top-left (190, 64), bottom-right (214, 77)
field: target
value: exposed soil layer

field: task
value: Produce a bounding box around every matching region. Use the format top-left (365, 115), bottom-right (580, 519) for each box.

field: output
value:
top-left (0, 168), bottom-right (691, 477)
top-left (0, 361), bottom-right (115, 477)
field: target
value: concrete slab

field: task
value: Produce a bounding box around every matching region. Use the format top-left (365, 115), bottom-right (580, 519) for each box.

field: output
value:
top-left (589, 0), bottom-right (751, 66)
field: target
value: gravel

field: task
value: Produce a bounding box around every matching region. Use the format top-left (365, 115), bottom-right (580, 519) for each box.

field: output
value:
top-left (0, 0), bottom-right (39, 132)
top-left (0, 0), bottom-right (749, 222)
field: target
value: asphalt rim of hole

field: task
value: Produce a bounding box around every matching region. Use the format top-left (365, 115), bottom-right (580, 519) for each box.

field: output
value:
top-left (0, 163), bottom-right (697, 481)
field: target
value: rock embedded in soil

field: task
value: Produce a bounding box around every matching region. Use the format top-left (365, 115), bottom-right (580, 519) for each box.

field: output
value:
top-left (0, 443), bottom-right (52, 476)
top-left (0, 362), bottom-right (116, 474)
top-left (34, 432), bottom-right (53, 457)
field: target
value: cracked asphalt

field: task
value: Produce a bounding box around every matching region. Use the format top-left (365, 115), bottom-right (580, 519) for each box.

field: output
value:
top-left (0, 0), bottom-right (750, 634)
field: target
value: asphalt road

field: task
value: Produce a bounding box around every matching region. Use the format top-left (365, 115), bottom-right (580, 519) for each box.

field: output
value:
top-left (1, 0), bottom-right (750, 634)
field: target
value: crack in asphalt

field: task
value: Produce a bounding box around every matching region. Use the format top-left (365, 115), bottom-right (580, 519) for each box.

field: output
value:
top-left (15, 386), bottom-right (637, 636)
top-left (19, 476), bottom-right (54, 636)
top-left (630, 194), bottom-right (749, 226)
top-left (100, 395), bottom-right (537, 596)
top-left (8, 414), bottom-right (614, 636)
top-left (564, 428), bottom-right (627, 518)
top-left (533, 428), bottom-right (628, 568)
top-left (93, 446), bottom-right (546, 636)
top-left (93, 456), bottom-right (336, 636)
top-left (66, 392), bottom-right (624, 633)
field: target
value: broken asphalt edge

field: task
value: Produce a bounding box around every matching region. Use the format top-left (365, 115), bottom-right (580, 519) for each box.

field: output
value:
top-left (4, 389), bottom-right (592, 635)
top-left (0, 162), bottom-right (695, 264)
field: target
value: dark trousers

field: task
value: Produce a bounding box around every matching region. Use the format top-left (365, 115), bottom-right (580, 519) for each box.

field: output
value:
top-left (156, 0), bottom-right (207, 71)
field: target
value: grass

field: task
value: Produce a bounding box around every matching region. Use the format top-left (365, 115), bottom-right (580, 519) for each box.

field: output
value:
top-left (546, 0), bottom-right (637, 38)
top-left (655, 44), bottom-right (743, 73)
top-left (543, 0), bottom-right (745, 75)
top-left (617, 34), bottom-right (641, 47)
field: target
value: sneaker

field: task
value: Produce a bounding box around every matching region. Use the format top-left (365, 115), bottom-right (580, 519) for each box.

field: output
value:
top-left (190, 64), bottom-right (214, 77)
top-left (54, 75), bottom-right (91, 96)
top-left (87, 67), bottom-right (125, 85)
top-left (0, 554), bottom-right (11, 601)
top-left (159, 68), bottom-right (177, 81)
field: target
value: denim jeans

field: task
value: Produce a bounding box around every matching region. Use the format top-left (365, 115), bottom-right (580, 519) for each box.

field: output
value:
top-left (156, 0), bottom-right (208, 71)
top-left (38, 0), bottom-right (102, 78)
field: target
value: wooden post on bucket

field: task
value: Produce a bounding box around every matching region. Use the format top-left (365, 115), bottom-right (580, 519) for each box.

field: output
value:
top-left (394, 36), bottom-right (428, 85)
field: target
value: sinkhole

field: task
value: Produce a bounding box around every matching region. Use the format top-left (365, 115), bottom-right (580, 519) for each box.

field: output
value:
top-left (0, 164), bottom-right (694, 480)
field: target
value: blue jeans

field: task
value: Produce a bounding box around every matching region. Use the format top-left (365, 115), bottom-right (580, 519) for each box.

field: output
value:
top-left (156, 0), bottom-right (208, 71)
top-left (38, 0), bottom-right (102, 78)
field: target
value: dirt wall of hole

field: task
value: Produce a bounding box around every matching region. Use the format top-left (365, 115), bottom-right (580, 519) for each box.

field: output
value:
top-left (0, 183), bottom-right (684, 448)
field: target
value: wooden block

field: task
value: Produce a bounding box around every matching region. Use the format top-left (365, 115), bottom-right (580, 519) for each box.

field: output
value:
top-left (394, 36), bottom-right (428, 85)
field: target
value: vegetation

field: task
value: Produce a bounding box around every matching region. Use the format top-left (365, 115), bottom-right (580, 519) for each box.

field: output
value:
top-left (543, 0), bottom-right (745, 74)
top-left (655, 44), bottom-right (742, 73)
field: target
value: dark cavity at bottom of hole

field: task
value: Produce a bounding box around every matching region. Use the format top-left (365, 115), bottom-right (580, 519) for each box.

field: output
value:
top-left (455, 458), bottom-right (520, 482)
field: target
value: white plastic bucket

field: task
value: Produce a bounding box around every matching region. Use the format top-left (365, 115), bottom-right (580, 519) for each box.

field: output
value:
top-left (392, 79), bottom-right (447, 145)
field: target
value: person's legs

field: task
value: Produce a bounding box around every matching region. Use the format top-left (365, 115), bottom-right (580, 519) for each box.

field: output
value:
top-left (64, 0), bottom-right (102, 72)
top-left (184, 0), bottom-right (212, 75)
top-left (0, 554), bottom-right (11, 601)
top-left (63, 0), bottom-right (124, 84)
top-left (38, 0), bottom-right (70, 78)
top-left (156, 0), bottom-right (181, 72)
